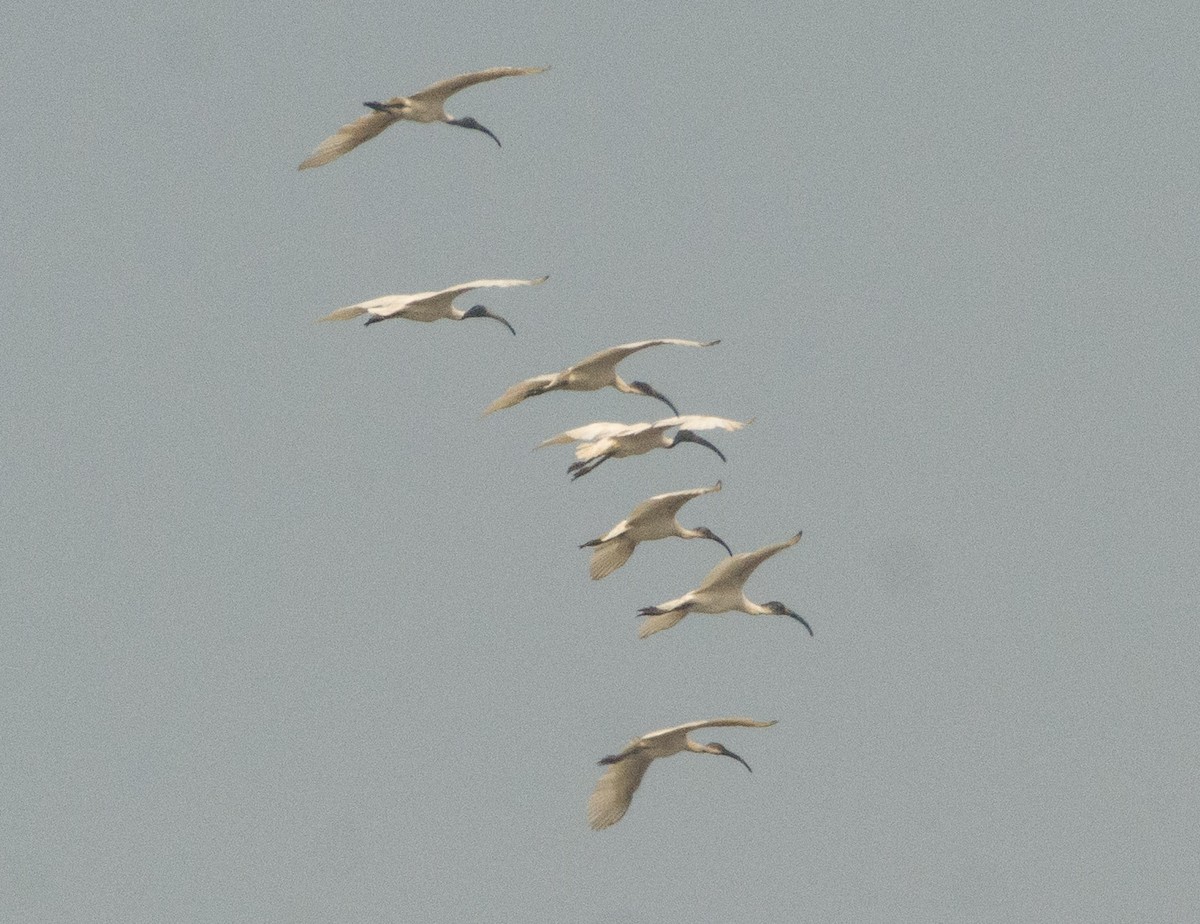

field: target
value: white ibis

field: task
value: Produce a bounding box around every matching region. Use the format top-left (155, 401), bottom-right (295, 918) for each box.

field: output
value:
top-left (316, 276), bottom-right (547, 333)
top-left (483, 339), bottom-right (719, 416)
top-left (537, 415), bottom-right (750, 480)
top-left (588, 718), bottom-right (777, 830)
top-left (637, 532), bottom-right (810, 638)
top-left (580, 482), bottom-right (730, 580)
top-left (298, 66), bottom-right (548, 169)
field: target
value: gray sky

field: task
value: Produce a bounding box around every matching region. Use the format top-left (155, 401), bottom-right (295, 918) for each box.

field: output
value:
top-left (4, 2), bottom-right (1198, 921)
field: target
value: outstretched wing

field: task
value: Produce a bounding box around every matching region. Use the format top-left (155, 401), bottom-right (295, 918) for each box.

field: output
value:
top-left (408, 66), bottom-right (549, 104)
top-left (402, 276), bottom-right (548, 318)
top-left (420, 276), bottom-right (548, 303)
top-left (483, 374), bottom-right (559, 414)
top-left (317, 304), bottom-right (369, 322)
top-left (298, 110), bottom-right (397, 170)
top-left (627, 482), bottom-right (722, 524)
top-left (536, 421), bottom-right (640, 448)
top-left (316, 293), bottom-right (417, 322)
top-left (572, 338), bottom-right (720, 375)
top-left (651, 415), bottom-right (751, 433)
top-left (588, 536), bottom-right (637, 580)
top-left (588, 751), bottom-right (653, 830)
top-left (637, 609), bottom-right (690, 639)
top-left (642, 718), bottom-right (778, 740)
top-left (696, 533), bottom-right (802, 594)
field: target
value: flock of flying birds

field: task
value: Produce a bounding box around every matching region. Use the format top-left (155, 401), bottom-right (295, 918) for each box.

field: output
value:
top-left (303, 66), bottom-right (807, 829)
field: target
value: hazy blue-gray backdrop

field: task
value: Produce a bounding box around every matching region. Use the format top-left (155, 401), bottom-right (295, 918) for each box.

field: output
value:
top-left (4, 2), bottom-right (1198, 921)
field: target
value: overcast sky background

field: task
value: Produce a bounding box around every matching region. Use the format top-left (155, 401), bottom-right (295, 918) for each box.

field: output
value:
top-left (4, 2), bottom-right (1198, 921)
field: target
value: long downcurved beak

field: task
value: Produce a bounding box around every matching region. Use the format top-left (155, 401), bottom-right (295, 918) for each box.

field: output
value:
top-left (447, 116), bottom-right (502, 147)
top-left (672, 429), bottom-right (727, 462)
top-left (700, 528), bottom-right (733, 556)
top-left (786, 608), bottom-right (814, 637)
top-left (716, 745), bottom-right (753, 773)
top-left (364, 101), bottom-right (401, 113)
top-left (629, 381), bottom-right (679, 415)
top-left (489, 311), bottom-right (517, 335)
top-left (463, 304), bottom-right (516, 335)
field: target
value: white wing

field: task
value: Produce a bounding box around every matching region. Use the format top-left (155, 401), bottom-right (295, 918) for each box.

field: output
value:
top-left (595, 517), bottom-right (633, 543)
top-left (639, 718), bottom-right (778, 741)
top-left (626, 482), bottom-right (722, 525)
top-left (412, 276), bottom-right (548, 305)
top-left (570, 338), bottom-right (720, 375)
top-left (536, 421), bottom-right (647, 448)
top-left (484, 374), bottom-right (558, 414)
top-left (408, 66), bottom-right (549, 104)
top-left (637, 609), bottom-right (690, 638)
top-left (588, 751), bottom-right (654, 830)
top-left (316, 293), bottom-right (419, 322)
top-left (651, 415), bottom-right (753, 432)
top-left (317, 304), bottom-right (369, 322)
top-left (696, 533), bottom-right (802, 594)
top-left (298, 110), bottom-right (397, 170)
top-left (400, 276), bottom-right (547, 320)
top-left (588, 536), bottom-right (637, 581)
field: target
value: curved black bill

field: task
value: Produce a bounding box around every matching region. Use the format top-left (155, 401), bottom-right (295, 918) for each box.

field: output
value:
top-left (490, 312), bottom-right (517, 335)
top-left (787, 610), bottom-right (814, 637)
top-left (463, 304), bottom-right (515, 335)
top-left (630, 381), bottom-right (679, 415)
top-left (673, 430), bottom-right (727, 462)
top-left (449, 116), bottom-right (502, 147)
top-left (718, 746), bottom-right (753, 773)
top-left (709, 532), bottom-right (734, 556)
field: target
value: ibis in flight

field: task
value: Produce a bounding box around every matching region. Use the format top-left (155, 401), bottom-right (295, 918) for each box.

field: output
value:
top-left (298, 66), bottom-right (548, 169)
top-left (637, 532), bottom-right (810, 638)
top-left (483, 339), bottom-right (719, 416)
top-left (316, 276), bottom-right (547, 333)
top-left (537, 415), bottom-right (750, 480)
top-left (588, 718), bottom-right (777, 830)
top-left (580, 482), bottom-right (731, 580)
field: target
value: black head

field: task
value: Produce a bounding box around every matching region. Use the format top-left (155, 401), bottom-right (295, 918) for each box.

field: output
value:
top-left (461, 304), bottom-right (516, 335)
top-left (629, 380), bottom-right (679, 415)
top-left (766, 601), bottom-right (813, 636)
top-left (447, 116), bottom-right (502, 146)
top-left (671, 429), bottom-right (727, 462)
top-left (694, 526), bottom-right (733, 556)
top-left (706, 743), bottom-right (753, 773)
